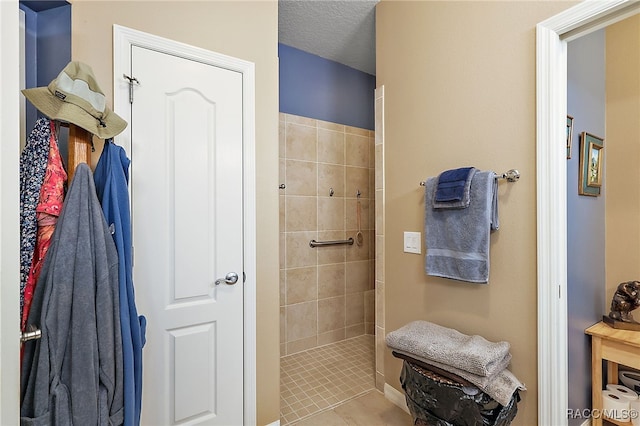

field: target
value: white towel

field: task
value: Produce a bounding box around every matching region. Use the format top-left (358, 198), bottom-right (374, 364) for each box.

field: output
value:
top-left (425, 170), bottom-right (498, 283)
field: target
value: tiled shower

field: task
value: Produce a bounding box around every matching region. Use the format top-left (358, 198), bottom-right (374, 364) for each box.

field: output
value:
top-left (279, 113), bottom-right (376, 356)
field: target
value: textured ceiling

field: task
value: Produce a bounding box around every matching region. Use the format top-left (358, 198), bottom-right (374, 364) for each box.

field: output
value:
top-left (279, 0), bottom-right (378, 76)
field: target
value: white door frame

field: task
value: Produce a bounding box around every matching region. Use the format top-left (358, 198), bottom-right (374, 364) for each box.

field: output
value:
top-left (536, 1), bottom-right (639, 424)
top-left (0, 0), bottom-right (21, 424)
top-left (112, 25), bottom-right (257, 425)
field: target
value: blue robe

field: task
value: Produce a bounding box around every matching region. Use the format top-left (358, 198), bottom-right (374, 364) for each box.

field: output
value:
top-left (94, 140), bottom-right (146, 426)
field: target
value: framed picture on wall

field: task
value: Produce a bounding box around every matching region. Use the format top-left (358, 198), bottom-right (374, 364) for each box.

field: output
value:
top-left (566, 115), bottom-right (574, 159)
top-left (578, 132), bottom-right (604, 196)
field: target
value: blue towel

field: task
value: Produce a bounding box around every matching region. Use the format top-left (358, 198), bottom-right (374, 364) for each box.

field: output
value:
top-left (434, 167), bottom-right (476, 203)
top-left (434, 167), bottom-right (477, 209)
top-left (425, 171), bottom-right (498, 283)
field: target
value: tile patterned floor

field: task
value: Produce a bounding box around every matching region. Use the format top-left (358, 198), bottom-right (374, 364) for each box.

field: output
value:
top-left (296, 389), bottom-right (413, 426)
top-left (280, 335), bottom-right (376, 425)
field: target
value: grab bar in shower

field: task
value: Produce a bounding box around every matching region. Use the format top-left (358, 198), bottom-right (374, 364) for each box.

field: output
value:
top-left (309, 237), bottom-right (354, 248)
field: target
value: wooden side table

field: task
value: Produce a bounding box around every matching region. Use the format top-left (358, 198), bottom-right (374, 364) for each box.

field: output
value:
top-left (585, 321), bottom-right (640, 426)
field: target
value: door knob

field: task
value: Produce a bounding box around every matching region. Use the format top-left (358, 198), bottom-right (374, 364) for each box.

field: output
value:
top-left (215, 272), bottom-right (239, 286)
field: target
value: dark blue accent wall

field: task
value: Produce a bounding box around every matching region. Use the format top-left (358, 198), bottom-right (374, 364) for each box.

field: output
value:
top-left (566, 29), bottom-right (606, 426)
top-left (20, 1), bottom-right (71, 155)
top-left (36, 6), bottom-right (71, 87)
top-left (279, 43), bottom-right (375, 130)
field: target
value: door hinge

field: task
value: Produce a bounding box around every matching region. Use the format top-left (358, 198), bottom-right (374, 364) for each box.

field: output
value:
top-left (559, 284), bottom-right (561, 299)
top-left (243, 271), bottom-right (246, 283)
top-left (123, 74), bottom-right (139, 104)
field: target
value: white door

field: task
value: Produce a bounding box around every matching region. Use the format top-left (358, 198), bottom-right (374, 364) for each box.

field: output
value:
top-left (129, 45), bottom-right (244, 425)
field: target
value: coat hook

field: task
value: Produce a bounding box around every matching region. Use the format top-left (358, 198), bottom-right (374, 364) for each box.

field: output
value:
top-left (279, 184), bottom-right (286, 189)
top-left (356, 189), bottom-right (361, 198)
top-left (329, 188), bottom-right (334, 197)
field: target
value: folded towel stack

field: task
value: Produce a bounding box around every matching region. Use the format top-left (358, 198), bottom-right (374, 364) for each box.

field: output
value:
top-left (434, 167), bottom-right (477, 209)
top-left (386, 320), bottom-right (525, 406)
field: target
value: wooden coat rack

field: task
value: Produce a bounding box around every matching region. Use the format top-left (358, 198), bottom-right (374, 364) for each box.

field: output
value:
top-left (66, 123), bottom-right (93, 180)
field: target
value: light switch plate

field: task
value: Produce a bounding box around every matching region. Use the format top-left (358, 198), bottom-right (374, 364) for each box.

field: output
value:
top-left (403, 231), bottom-right (421, 254)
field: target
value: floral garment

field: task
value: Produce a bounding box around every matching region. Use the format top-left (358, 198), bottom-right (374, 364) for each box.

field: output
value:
top-left (19, 118), bottom-right (51, 320)
top-left (21, 121), bottom-right (67, 330)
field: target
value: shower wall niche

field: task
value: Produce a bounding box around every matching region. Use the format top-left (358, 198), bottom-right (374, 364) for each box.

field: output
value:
top-left (279, 112), bottom-right (375, 356)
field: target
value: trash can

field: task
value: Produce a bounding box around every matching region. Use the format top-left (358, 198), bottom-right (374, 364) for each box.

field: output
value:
top-left (400, 360), bottom-right (519, 426)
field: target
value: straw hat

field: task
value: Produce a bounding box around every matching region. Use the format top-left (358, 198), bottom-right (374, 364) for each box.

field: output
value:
top-left (22, 61), bottom-right (127, 139)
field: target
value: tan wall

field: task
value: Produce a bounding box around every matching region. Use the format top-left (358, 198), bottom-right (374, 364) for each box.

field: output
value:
top-left (376, 2), bottom-right (572, 424)
top-left (279, 113), bottom-right (375, 356)
top-left (605, 15), bottom-right (640, 305)
top-left (70, 1), bottom-right (280, 424)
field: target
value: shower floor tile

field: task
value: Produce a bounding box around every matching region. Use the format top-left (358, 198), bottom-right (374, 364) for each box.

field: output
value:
top-left (280, 335), bottom-right (375, 425)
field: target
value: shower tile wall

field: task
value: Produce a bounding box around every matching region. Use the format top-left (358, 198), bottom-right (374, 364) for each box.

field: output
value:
top-left (280, 113), bottom-right (375, 356)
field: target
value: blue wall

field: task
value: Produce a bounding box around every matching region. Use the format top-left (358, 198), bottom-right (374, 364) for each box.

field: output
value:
top-left (20, 1), bottom-right (71, 133)
top-left (20, 1), bottom-right (71, 156)
top-left (566, 29), bottom-right (606, 426)
top-left (279, 43), bottom-right (375, 130)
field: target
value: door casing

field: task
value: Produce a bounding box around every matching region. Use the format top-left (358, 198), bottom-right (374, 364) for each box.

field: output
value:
top-left (112, 24), bottom-right (257, 425)
top-left (536, 1), bottom-right (639, 424)
top-left (0, 1), bottom-right (21, 423)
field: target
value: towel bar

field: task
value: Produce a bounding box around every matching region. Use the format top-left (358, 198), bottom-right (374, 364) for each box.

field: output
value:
top-left (419, 169), bottom-right (520, 186)
top-left (309, 238), bottom-right (354, 248)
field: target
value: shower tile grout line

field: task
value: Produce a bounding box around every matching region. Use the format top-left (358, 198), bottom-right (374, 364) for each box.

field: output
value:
top-left (280, 335), bottom-right (375, 425)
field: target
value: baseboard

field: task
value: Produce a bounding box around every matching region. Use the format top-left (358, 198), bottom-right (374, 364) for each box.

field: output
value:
top-left (384, 383), bottom-right (410, 414)
top-left (265, 419), bottom-right (280, 426)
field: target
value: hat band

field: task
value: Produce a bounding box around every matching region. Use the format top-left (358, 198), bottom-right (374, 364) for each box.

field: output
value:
top-left (50, 88), bottom-right (107, 128)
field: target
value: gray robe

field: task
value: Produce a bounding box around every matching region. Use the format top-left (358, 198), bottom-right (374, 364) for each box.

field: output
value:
top-left (21, 163), bottom-right (124, 426)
